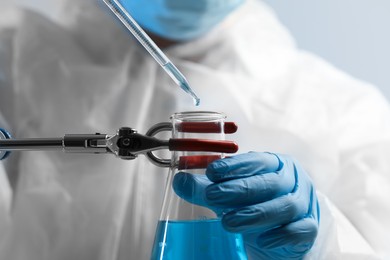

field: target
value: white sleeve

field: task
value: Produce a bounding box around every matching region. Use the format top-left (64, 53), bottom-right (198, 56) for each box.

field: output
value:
top-left (311, 59), bottom-right (390, 259)
top-left (0, 7), bottom-right (23, 132)
top-left (335, 88), bottom-right (390, 259)
top-left (0, 6), bottom-right (22, 245)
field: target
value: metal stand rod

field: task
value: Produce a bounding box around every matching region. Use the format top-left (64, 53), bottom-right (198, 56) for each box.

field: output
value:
top-left (0, 138), bottom-right (63, 151)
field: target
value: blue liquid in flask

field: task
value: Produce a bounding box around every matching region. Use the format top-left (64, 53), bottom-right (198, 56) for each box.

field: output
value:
top-left (151, 219), bottom-right (247, 260)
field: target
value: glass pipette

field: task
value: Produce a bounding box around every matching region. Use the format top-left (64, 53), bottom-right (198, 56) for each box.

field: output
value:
top-left (102, 0), bottom-right (201, 106)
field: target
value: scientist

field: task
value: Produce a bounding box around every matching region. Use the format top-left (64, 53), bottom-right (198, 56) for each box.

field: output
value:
top-left (0, 0), bottom-right (389, 259)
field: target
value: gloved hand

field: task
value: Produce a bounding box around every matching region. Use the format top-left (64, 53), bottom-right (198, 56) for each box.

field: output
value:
top-left (120, 0), bottom-right (245, 41)
top-left (173, 152), bottom-right (319, 259)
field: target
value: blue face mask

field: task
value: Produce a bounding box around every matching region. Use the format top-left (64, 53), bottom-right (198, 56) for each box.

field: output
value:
top-left (118, 0), bottom-right (244, 41)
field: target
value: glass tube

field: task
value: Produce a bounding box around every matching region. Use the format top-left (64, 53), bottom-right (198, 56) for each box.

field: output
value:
top-left (151, 111), bottom-right (247, 260)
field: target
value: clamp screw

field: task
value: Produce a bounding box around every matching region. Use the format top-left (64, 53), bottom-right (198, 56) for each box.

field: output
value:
top-left (122, 138), bottom-right (131, 147)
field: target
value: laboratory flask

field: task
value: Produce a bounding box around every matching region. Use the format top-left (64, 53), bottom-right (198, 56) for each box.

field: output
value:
top-left (151, 111), bottom-right (248, 260)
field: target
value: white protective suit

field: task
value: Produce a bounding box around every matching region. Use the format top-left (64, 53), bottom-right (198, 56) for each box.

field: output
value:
top-left (0, 0), bottom-right (390, 259)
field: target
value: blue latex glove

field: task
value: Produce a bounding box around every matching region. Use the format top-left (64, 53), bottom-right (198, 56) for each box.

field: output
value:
top-left (0, 128), bottom-right (11, 160)
top-left (173, 152), bottom-right (319, 259)
top-left (119, 0), bottom-right (245, 41)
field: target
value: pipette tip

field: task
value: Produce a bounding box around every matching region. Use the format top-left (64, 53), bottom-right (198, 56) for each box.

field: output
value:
top-left (180, 82), bottom-right (200, 106)
top-left (193, 95), bottom-right (201, 106)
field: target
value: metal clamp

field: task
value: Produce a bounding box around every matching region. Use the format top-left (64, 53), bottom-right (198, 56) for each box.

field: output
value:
top-left (0, 122), bottom-right (239, 169)
top-left (145, 122), bottom-right (173, 168)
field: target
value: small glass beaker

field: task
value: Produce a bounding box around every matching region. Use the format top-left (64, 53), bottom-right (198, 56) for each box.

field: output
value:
top-left (151, 111), bottom-right (247, 260)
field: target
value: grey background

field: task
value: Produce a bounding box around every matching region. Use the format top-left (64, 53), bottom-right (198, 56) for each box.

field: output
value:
top-left (7, 0), bottom-right (390, 100)
top-left (263, 0), bottom-right (390, 100)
